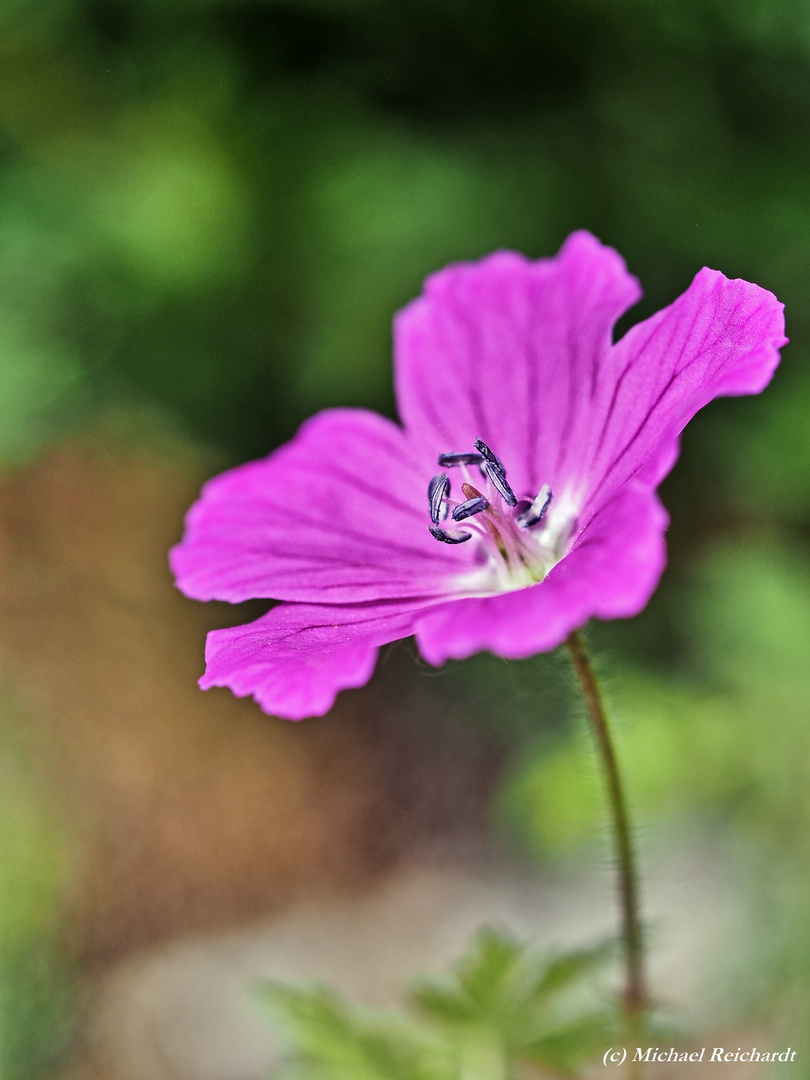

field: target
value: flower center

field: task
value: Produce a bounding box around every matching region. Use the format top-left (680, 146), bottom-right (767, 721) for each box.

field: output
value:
top-left (427, 438), bottom-right (563, 592)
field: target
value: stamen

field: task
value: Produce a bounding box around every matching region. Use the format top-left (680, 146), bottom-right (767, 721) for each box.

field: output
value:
top-left (428, 473), bottom-right (450, 523)
top-left (425, 440), bottom-right (558, 588)
top-left (473, 439), bottom-right (505, 475)
top-left (517, 484), bottom-right (552, 528)
top-left (484, 462), bottom-right (517, 506)
top-left (428, 525), bottom-right (472, 545)
top-left (437, 451), bottom-right (484, 468)
top-left (452, 496), bottom-right (489, 521)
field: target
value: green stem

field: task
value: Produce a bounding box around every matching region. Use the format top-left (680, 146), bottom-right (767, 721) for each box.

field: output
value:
top-left (565, 630), bottom-right (647, 1034)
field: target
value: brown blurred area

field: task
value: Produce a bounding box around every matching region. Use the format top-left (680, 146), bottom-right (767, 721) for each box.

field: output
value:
top-left (0, 421), bottom-right (500, 971)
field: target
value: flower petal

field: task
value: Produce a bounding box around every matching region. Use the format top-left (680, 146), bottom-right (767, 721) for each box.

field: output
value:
top-left (414, 481), bottom-right (667, 664)
top-left (171, 408), bottom-right (474, 605)
top-left (573, 268), bottom-right (787, 519)
top-left (203, 637), bottom-right (378, 721)
top-left (201, 596), bottom-right (441, 719)
top-left (394, 231), bottom-right (642, 498)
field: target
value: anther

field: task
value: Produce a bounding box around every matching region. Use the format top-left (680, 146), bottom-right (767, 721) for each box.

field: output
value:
top-left (452, 496), bottom-right (489, 521)
top-left (485, 463), bottom-right (517, 506)
top-left (473, 439), bottom-right (505, 475)
top-left (517, 485), bottom-right (552, 528)
top-left (428, 473), bottom-right (450, 523)
top-left (428, 525), bottom-right (472, 545)
top-left (438, 452), bottom-right (484, 468)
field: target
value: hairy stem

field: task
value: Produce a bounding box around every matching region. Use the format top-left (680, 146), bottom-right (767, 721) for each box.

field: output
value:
top-left (565, 630), bottom-right (646, 1040)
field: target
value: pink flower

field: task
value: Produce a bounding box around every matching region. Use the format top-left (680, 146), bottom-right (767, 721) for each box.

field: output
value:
top-left (171, 232), bottom-right (786, 719)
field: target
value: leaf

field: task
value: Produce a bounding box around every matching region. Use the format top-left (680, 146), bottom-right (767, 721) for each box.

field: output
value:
top-left (527, 939), bottom-right (616, 1001)
top-left (521, 1012), bottom-right (619, 1074)
top-left (411, 928), bottom-right (525, 1027)
top-left (258, 982), bottom-right (456, 1080)
top-left (258, 930), bottom-right (623, 1079)
top-left (412, 928), bottom-right (619, 1068)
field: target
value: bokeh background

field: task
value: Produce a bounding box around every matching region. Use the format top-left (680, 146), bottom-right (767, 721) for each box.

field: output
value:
top-left (1, 0), bottom-right (810, 1076)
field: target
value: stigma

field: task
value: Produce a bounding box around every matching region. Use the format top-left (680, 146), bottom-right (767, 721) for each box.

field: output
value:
top-left (426, 440), bottom-right (560, 591)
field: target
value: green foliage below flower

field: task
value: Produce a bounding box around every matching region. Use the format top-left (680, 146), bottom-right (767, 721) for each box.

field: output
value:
top-left (259, 929), bottom-right (619, 1079)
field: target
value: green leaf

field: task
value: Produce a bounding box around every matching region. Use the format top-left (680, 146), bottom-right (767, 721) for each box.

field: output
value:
top-left (411, 928), bottom-right (525, 1027)
top-left (258, 982), bottom-right (456, 1080)
top-left (522, 1013), bottom-right (618, 1074)
top-left (528, 940), bottom-right (617, 1001)
top-left (257, 931), bottom-right (622, 1079)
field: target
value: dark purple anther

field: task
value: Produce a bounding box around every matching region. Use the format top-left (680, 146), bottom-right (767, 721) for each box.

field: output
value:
top-left (428, 525), bottom-right (472, 544)
top-left (438, 452), bottom-right (484, 468)
top-left (428, 473), bottom-right (450, 523)
top-left (473, 439), bottom-right (506, 475)
top-left (485, 463), bottom-right (517, 506)
top-left (517, 485), bottom-right (552, 528)
top-left (452, 496), bottom-right (489, 521)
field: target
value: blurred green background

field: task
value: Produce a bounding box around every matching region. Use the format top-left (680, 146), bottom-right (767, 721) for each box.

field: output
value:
top-left (1, 0), bottom-right (810, 1076)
